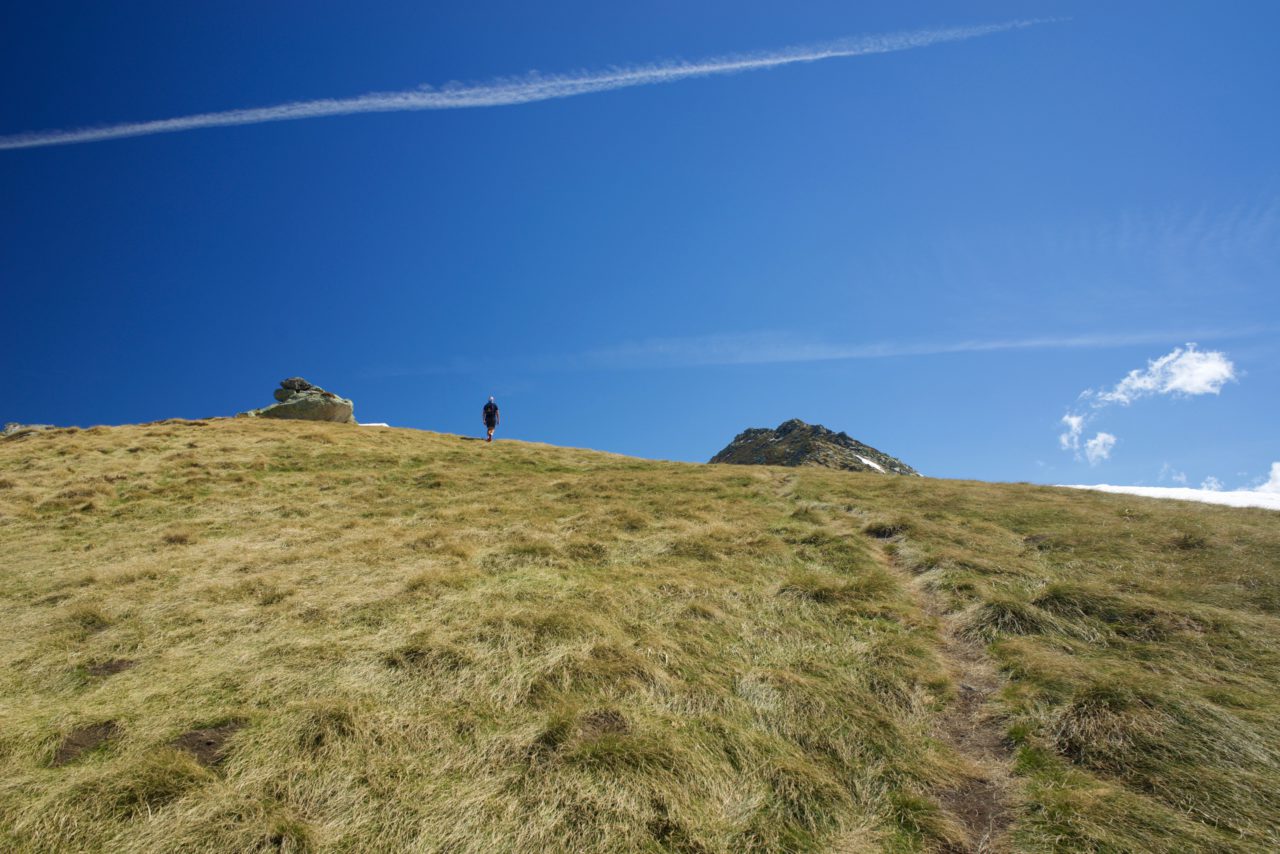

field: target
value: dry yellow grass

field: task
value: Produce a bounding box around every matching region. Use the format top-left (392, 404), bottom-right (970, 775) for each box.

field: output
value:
top-left (1, 419), bottom-right (1277, 852)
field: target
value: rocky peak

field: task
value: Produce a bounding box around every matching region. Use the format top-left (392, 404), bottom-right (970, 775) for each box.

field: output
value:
top-left (709, 419), bottom-right (919, 476)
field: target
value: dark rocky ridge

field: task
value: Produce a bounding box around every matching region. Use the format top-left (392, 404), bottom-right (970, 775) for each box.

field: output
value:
top-left (709, 419), bottom-right (920, 476)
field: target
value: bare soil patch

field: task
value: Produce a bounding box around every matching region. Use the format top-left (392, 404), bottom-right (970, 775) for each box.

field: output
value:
top-left (579, 709), bottom-right (630, 738)
top-left (170, 720), bottom-right (246, 767)
top-left (86, 658), bottom-right (137, 677)
top-left (933, 644), bottom-right (1014, 853)
top-left (53, 721), bottom-right (121, 766)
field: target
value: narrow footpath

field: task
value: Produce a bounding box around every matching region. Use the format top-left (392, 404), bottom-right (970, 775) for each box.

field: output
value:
top-left (867, 540), bottom-right (1015, 853)
top-left (772, 470), bottom-right (1015, 852)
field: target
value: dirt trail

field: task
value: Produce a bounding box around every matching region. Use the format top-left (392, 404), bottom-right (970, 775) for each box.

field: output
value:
top-left (868, 536), bottom-right (1015, 853)
top-left (771, 472), bottom-right (1014, 852)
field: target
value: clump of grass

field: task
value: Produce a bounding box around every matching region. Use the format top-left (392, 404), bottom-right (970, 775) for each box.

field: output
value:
top-left (1047, 681), bottom-right (1280, 834)
top-left (1033, 583), bottom-right (1113, 618)
top-left (681, 600), bottom-right (724, 621)
top-left (161, 528), bottom-right (195, 545)
top-left (919, 568), bottom-right (979, 598)
top-left (790, 505), bottom-right (825, 525)
top-left (565, 728), bottom-right (675, 773)
top-left (260, 814), bottom-right (315, 853)
top-left (564, 538), bottom-right (607, 562)
top-left (956, 597), bottom-right (1062, 642)
top-left (611, 509), bottom-right (650, 532)
top-left (63, 603), bottom-right (110, 633)
top-left (383, 631), bottom-right (471, 673)
top-left (778, 569), bottom-right (894, 605)
top-left (1050, 682), bottom-right (1158, 769)
top-left (502, 539), bottom-right (559, 564)
top-left (1022, 533), bottom-right (1061, 552)
top-left (401, 565), bottom-right (476, 593)
top-left (1169, 530), bottom-right (1210, 550)
top-left (1033, 583), bottom-right (1199, 640)
top-left (528, 641), bottom-right (658, 699)
top-left (76, 750), bottom-right (212, 816)
top-left (256, 585), bottom-right (291, 606)
top-left (414, 471), bottom-right (445, 488)
top-left (863, 517), bottom-right (910, 539)
top-left (293, 699), bottom-right (357, 752)
top-left (666, 534), bottom-right (722, 560)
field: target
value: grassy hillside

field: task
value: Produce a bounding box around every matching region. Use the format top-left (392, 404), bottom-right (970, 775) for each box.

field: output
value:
top-left (1, 419), bottom-right (1278, 853)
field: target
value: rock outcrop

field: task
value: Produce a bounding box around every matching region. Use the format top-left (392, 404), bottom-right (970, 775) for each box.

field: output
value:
top-left (2, 423), bottom-right (58, 439)
top-left (239, 378), bottom-right (355, 423)
top-left (710, 419), bottom-right (919, 476)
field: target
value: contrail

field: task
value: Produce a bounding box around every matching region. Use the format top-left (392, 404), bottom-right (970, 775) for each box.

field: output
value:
top-left (0, 19), bottom-right (1052, 151)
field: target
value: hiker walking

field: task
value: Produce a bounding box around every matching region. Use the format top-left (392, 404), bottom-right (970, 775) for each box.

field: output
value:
top-left (482, 396), bottom-right (500, 442)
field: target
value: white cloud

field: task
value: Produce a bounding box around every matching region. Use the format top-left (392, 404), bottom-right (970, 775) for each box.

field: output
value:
top-left (1201, 475), bottom-right (1224, 491)
top-left (1256, 462), bottom-right (1280, 494)
top-left (1158, 462), bottom-right (1188, 485)
top-left (0, 19), bottom-right (1053, 151)
top-left (1084, 432), bottom-right (1116, 466)
top-left (1056, 343), bottom-right (1238, 465)
top-left (1059, 414), bottom-right (1085, 451)
top-left (1094, 344), bottom-right (1237, 405)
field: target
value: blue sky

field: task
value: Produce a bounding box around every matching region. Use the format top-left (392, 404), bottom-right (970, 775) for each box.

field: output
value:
top-left (2, 1), bottom-right (1277, 488)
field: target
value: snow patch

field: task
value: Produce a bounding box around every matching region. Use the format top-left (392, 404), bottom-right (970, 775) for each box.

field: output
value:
top-left (1060, 484), bottom-right (1280, 512)
top-left (360, 422), bottom-right (391, 427)
top-left (854, 455), bottom-right (885, 473)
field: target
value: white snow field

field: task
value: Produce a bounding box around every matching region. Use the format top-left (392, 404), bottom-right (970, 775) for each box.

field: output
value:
top-left (1061, 484), bottom-right (1280, 512)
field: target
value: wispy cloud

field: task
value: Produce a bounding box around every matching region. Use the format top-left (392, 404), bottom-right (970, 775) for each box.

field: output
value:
top-left (368, 326), bottom-right (1268, 379)
top-left (1060, 419), bottom-right (1115, 466)
top-left (555, 327), bottom-right (1261, 372)
top-left (1084, 432), bottom-right (1116, 466)
top-left (1059, 414), bottom-right (1085, 452)
top-left (0, 19), bottom-right (1054, 151)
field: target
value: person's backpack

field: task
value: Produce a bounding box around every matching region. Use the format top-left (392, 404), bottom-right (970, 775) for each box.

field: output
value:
top-left (484, 402), bottom-right (498, 420)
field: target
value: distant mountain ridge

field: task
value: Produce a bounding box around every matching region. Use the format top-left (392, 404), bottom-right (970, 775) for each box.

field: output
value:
top-left (709, 418), bottom-right (920, 476)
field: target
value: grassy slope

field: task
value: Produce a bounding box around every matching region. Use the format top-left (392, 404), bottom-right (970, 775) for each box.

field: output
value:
top-left (1, 419), bottom-right (1277, 853)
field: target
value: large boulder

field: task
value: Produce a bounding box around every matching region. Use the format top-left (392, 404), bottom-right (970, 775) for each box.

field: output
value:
top-left (239, 378), bottom-right (355, 423)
